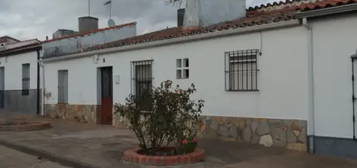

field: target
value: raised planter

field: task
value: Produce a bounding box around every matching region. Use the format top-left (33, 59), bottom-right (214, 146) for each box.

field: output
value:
top-left (123, 148), bottom-right (205, 166)
top-left (0, 120), bottom-right (52, 131)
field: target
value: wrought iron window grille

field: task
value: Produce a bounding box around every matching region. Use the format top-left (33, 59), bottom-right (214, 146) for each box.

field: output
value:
top-left (225, 49), bottom-right (260, 92)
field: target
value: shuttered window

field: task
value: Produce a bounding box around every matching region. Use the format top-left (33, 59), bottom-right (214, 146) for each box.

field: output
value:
top-left (22, 64), bottom-right (30, 95)
top-left (58, 70), bottom-right (68, 104)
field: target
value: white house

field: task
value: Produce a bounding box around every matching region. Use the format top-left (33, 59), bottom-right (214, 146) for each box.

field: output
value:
top-left (0, 37), bottom-right (42, 114)
top-left (41, 0), bottom-right (357, 159)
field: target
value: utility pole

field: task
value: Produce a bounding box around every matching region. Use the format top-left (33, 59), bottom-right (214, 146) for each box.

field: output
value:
top-left (104, 0), bottom-right (112, 19)
top-left (109, 2), bottom-right (112, 19)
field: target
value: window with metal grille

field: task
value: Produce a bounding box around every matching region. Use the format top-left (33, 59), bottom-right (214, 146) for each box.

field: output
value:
top-left (176, 58), bottom-right (189, 79)
top-left (58, 70), bottom-right (68, 104)
top-left (22, 63), bottom-right (30, 95)
top-left (131, 60), bottom-right (153, 110)
top-left (225, 49), bottom-right (259, 91)
top-left (131, 60), bottom-right (153, 96)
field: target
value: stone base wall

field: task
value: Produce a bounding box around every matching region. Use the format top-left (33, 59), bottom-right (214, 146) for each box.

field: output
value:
top-left (201, 116), bottom-right (307, 152)
top-left (45, 104), bottom-right (99, 124)
top-left (46, 105), bottom-right (308, 152)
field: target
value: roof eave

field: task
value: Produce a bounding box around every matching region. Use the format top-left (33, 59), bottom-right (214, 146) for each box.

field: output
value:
top-left (296, 3), bottom-right (357, 18)
top-left (42, 19), bottom-right (301, 63)
top-left (0, 44), bottom-right (42, 57)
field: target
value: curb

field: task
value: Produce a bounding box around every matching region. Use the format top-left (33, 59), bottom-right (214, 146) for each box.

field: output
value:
top-left (0, 139), bottom-right (99, 168)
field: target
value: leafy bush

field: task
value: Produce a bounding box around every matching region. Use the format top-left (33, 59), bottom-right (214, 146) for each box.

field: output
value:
top-left (115, 80), bottom-right (204, 155)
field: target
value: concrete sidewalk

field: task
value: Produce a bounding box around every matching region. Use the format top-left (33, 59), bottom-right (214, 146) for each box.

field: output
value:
top-left (0, 145), bottom-right (71, 168)
top-left (0, 115), bottom-right (357, 168)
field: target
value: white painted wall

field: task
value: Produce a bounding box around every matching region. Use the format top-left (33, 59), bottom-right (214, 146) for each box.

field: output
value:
top-left (44, 26), bottom-right (310, 123)
top-left (312, 13), bottom-right (357, 139)
top-left (0, 51), bottom-right (39, 90)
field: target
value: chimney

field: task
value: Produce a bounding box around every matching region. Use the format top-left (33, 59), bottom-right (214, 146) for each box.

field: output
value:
top-left (78, 16), bottom-right (99, 33)
top-left (177, 8), bottom-right (185, 27)
top-left (184, 0), bottom-right (246, 27)
top-left (52, 29), bottom-right (76, 39)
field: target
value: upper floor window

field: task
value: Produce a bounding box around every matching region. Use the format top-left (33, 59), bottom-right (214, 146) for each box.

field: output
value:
top-left (225, 49), bottom-right (259, 91)
top-left (22, 63), bottom-right (30, 95)
top-left (176, 58), bottom-right (189, 79)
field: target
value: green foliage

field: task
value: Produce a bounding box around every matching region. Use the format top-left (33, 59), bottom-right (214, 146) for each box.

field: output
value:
top-left (115, 80), bottom-right (204, 155)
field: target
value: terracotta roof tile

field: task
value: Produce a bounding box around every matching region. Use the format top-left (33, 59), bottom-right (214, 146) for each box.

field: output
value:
top-left (85, 13), bottom-right (296, 52)
top-left (78, 0), bottom-right (357, 54)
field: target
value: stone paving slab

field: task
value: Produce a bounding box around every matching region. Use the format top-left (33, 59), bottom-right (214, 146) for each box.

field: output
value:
top-left (0, 115), bottom-right (357, 168)
top-left (0, 145), bottom-right (71, 168)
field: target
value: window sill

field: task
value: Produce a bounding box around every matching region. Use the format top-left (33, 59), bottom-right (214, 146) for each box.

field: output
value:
top-left (226, 89), bottom-right (260, 92)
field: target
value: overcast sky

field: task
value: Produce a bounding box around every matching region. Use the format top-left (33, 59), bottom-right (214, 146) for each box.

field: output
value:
top-left (0, 0), bottom-right (280, 41)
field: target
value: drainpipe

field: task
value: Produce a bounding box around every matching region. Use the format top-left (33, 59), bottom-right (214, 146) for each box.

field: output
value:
top-left (303, 18), bottom-right (316, 153)
top-left (351, 51), bottom-right (357, 141)
top-left (40, 58), bottom-right (46, 117)
top-left (36, 49), bottom-right (41, 115)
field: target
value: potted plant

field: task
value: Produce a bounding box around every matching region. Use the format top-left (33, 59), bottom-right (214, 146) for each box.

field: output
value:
top-left (115, 80), bottom-right (205, 161)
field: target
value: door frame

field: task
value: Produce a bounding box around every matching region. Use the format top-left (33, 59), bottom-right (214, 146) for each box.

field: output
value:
top-left (97, 66), bottom-right (113, 125)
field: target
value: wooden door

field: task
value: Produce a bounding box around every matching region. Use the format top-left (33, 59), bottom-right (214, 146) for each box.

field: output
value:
top-left (100, 67), bottom-right (113, 125)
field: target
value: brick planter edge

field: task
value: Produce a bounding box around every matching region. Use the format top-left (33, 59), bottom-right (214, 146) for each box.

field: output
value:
top-left (123, 148), bottom-right (205, 166)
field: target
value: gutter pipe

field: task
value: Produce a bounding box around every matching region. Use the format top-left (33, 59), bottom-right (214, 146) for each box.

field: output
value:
top-left (40, 59), bottom-right (46, 117)
top-left (351, 51), bottom-right (357, 140)
top-left (36, 49), bottom-right (41, 115)
top-left (303, 17), bottom-right (316, 153)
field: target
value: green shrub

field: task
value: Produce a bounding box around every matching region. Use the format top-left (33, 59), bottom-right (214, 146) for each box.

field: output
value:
top-left (115, 80), bottom-right (204, 155)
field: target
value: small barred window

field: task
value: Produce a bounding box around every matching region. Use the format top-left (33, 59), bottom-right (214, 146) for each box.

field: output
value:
top-left (225, 49), bottom-right (259, 91)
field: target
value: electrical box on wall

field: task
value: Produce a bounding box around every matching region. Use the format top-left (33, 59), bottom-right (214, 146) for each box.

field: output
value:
top-left (114, 75), bottom-right (120, 85)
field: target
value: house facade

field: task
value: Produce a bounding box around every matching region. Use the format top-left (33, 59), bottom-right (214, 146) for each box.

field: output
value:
top-left (0, 39), bottom-right (42, 114)
top-left (40, 0), bottom-right (357, 159)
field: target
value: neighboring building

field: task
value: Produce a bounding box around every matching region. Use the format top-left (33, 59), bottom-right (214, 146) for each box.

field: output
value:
top-left (0, 38), bottom-right (41, 114)
top-left (0, 36), bottom-right (20, 49)
top-left (42, 16), bottom-right (137, 58)
top-left (40, 0), bottom-right (357, 159)
top-left (52, 29), bottom-right (77, 39)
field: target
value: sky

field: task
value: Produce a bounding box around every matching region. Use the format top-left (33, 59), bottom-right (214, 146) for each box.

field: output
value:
top-left (0, 0), bottom-right (280, 41)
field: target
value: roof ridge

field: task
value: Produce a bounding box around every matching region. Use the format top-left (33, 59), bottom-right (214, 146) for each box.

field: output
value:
top-left (248, 0), bottom-right (313, 10)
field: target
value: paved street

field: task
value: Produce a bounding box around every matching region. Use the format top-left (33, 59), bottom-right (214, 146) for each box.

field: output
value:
top-left (0, 145), bottom-right (70, 168)
top-left (1, 114), bottom-right (357, 168)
